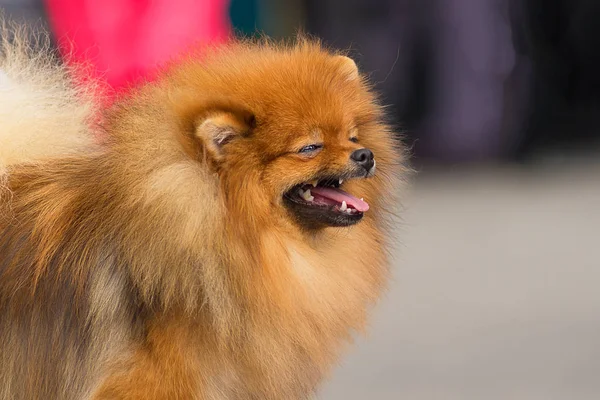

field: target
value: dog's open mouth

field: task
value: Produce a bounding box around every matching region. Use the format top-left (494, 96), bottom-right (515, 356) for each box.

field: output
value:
top-left (283, 177), bottom-right (369, 228)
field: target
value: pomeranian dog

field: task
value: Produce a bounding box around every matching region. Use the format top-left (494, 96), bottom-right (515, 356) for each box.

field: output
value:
top-left (0, 22), bottom-right (405, 400)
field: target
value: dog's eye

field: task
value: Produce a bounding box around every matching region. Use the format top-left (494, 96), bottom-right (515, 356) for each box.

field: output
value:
top-left (349, 137), bottom-right (359, 143)
top-left (298, 144), bottom-right (323, 154)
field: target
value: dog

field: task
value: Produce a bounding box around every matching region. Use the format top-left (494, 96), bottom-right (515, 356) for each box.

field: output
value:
top-left (0, 23), bottom-right (406, 399)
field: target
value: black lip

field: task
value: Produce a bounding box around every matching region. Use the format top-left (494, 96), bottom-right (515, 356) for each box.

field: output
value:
top-left (282, 179), bottom-right (365, 229)
top-left (283, 193), bottom-right (364, 229)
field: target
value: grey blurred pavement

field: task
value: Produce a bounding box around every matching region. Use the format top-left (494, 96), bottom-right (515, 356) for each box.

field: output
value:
top-left (321, 160), bottom-right (600, 399)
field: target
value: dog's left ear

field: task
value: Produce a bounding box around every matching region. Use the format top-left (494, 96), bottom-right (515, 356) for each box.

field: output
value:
top-left (194, 107), bottom-right (256, 160)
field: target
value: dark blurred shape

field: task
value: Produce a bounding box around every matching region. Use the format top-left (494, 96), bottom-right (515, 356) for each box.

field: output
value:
top-left (305, 0), bottom-right (600, 163)
top-left (259, 0), bottom-right (305, 38)
top-left (511, 0), bottom-right (600, 159)
top-left (229, 0), bottom-right (259, 36)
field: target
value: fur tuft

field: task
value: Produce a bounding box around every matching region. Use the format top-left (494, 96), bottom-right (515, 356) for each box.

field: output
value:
top-left (0, 22), bottom-right (96, 181)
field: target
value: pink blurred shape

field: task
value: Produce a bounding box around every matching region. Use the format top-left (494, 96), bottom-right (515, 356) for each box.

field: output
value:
top-left (45, 0), bottom-right (231, 91)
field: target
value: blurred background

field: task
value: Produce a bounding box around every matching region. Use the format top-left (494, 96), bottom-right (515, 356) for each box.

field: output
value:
top-left (1, 0), bottom-right (599, 398)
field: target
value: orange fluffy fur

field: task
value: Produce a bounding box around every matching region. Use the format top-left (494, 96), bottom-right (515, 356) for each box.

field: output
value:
top-left (0, 23), bottom-right (406, 399)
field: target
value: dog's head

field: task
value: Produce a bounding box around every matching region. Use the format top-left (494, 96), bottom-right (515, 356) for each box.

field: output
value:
top-left (157, 41), bottom-right (399, 231)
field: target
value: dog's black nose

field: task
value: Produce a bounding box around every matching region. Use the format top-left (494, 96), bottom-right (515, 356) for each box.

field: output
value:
top-left (350, 148), bottom-right (375, 171)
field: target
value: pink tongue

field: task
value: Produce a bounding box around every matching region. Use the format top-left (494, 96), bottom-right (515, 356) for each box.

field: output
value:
top-left (309, 186), bottom-right (370, 212)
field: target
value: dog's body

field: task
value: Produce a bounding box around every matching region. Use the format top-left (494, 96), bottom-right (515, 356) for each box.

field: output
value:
top-left (0, 26), bottom-right (404, 399)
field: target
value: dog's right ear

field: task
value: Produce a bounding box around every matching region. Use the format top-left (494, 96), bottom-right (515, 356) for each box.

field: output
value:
top-left (336, 55), bottom-right (359, 81)
top-left (194, 107), bottom-right (256, 161)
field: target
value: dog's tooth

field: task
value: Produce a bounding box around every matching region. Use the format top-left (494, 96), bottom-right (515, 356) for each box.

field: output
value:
top-left (339, 178), bottom-right (343, 184)
top-left (301, 188), bottom-right (313, 201)
top-left (340, 201), bottom-right (347, 211)
top-left (310, 180), bottom-right (318, 187)
top-left (307, 195), bottom-right (314, 201)
top-left (299, 188), bottom-right (305, 196)
top-left (360, 198), bottom-right (363, 201)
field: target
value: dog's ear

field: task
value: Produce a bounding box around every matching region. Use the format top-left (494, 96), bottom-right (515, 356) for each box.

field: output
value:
top-left (194, 106), bottom-right (256, 160)
top-left (336, 55), bottom-right (359, 81)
